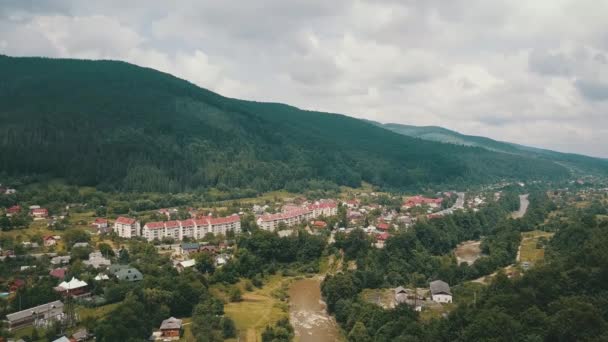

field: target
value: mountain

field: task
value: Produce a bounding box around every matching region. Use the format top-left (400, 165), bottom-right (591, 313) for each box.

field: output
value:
top-left (377, 123), bottom-right (608, 176)
top-left (0, 55), bottom-right (580, 193)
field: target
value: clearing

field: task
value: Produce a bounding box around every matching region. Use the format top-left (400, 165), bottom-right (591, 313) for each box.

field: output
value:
top-left (518, 230), bottom-right (554, 265)
top-left (454, 240), bottom-right (482, 266)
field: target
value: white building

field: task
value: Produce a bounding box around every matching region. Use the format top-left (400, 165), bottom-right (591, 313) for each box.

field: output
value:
top-left (141, 215), bottom-right (241, 242)
top-left (430, 280), bottom-right (452, 303)
top-left (113, 217), bottom-right (141, 238)
top-left (256, 208), bottom-right (312, 231)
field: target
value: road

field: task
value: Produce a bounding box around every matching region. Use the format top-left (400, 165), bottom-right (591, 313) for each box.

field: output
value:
top-left (434, 192), bottom-right (465, 216)
top-left (511, 194), bottom-right (529, 219)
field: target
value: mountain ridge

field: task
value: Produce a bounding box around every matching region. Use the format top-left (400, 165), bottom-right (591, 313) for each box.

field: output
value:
top-left (0, 55), bottom-right (594, 193)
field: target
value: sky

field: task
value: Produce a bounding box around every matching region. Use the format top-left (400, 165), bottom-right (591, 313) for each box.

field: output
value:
top-left (1, 1), bottom-right (607, 157)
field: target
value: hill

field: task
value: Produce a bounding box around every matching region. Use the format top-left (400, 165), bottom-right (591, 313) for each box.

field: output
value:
top-left (377, 123), bottom-right (608, 176)
top-left (0, 55), bottom-right (576, 193)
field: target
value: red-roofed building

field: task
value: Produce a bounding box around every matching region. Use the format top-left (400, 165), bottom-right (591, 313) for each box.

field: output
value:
top-left (6, 205), bottom-right (21, 217)
top-left (345, 199), bottom-right (360, 208)
top-left (91, 218), bottom-right (108, 233)
top-left (49, 268), bottom-right (66, 280)
top-left (30, 208), bottom-right (48, 219)
top-left (257, 208), bottom-right (312, 231)
top-left (403, 196), bottom-right (443, 209)
top-left (307, 201), bottom-right (338, 217)
top-left (141, 216), bottom-right (241, 242)
top-left (113, 217), bottom-right (141, 238)
top-left (43, 235), bottom-right (57, 247)
top-left (376, 223), bottom-right (390, 231)
top-left (313, 221), bottom-right (327, 228)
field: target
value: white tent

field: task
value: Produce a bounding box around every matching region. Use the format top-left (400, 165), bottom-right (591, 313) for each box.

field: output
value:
top-left (56, 277), bottom-right (87, 290)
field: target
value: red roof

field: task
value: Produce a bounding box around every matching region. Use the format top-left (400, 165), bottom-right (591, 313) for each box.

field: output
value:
top-left (377, 223), bottom-right (390, 230)
top-left (7, 205), bottom-right (21, 213)
top-left (165, 220), bottom-right (180, 228)
top-left (307, 202), bottom-right (337, 210)
top-left (208, 215), bottom-right (240, 225)
top-left (49, 268), bottom-right (66, 279)
top-left (313, 221), bottom-right (327, 228)
top-left (43, 235), bottom-right (56, 241)
top-left (115, 217), bottom-right (136, 225)
top-left (31, 208), bottom-right (48, 214)
top-left (181, 219), bottom-right (196, 227)
top-left (259, 208), bottom-right (311, 222)
top-left (404, 196), bottom-right (443, 206)
top-left (377, 232), bottom-right (390, 240)
top-left (94, 218), bottom-right (108, 224)
top-left (144, 221), bottom-right (165, 230)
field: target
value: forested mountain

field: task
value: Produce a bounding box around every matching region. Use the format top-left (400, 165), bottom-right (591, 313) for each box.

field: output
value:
top-left (0, 55), bottom-right (578, 193)
top-left (376, 122), bottom-right (608, 175)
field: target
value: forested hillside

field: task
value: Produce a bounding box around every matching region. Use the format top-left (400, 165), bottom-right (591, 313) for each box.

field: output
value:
top-left (0, 55), bottom-right (572, 193)
top-left (379, 123), bottom-right (608, 175)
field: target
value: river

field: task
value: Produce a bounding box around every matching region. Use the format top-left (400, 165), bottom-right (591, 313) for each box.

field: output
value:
top-left (289, 277), bottom-right (341, 342)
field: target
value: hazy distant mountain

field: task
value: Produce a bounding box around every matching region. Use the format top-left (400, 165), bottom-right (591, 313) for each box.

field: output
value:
top-left (375, 122), bottom-right (608, 175)
top-left (0, 55), bottom-right (591, 193)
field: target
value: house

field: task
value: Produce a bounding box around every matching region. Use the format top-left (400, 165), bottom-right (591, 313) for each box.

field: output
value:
top-left (92, 218), bottom-right (109, 233)
top-left (113, 217), bottom-right (141, 238)
top-left (180, 242), bottom-right (201, 255)
top-left (52, 337), bottom-right (70, 342)
top-left (9, 279), bottom-right (25, 293)
top-left (94, 273), bottom-right (110, 281)
top-left (160, 317), bottom-right (182, 339)
top-left (71, 328), bottom-right (89, 342)
top-left (114, 267), bottom-right (143, 282)
top-left (6, 205), bottom-right (21, 217)
top-left (49, 268), bottom-right (67, 280)
top-left (54, 277), bottom-right (89, 298)
top-left (176, 259), bottom-right (196, 273)
top-left (376, 223), bottom-right (390, 231)
top-left (158, 208), bottom-right (178, 219)
top-left (51, 255), bottom-right (71, 266)
top-left (5, 300), bottom-right (63, 331)
top-left (83, 252), bottom-right (111, 269)
top-left (394, 286), bottom-right (423, 311)
top-left (312, 221), bottom-right (327, 228)
top-left (200, 245), bottom-right (218, 254)
top-left (429, 280), bottom-right (452, 303)
top-left (394, 286), bottom-right (408, 304)
top-left (72, 242), bottom-right (89, 249)
top-left (43, 236), bottom-right (57, 247)
top-left (30, 208), bottom-right (48, 219)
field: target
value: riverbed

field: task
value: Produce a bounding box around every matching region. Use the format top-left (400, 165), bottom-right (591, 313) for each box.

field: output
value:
top-left (289, 277), bottom-right (341, 342)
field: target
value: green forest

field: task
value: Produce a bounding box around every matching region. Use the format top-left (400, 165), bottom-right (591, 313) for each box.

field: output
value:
top-left (0, 55), bottom-right (585, 194)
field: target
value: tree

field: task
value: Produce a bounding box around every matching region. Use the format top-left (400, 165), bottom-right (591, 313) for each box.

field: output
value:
top-left (228, 287), bottom-right (242, 302)
top-left (98, 242), bottom-right (115, 257)
top-left (348, 322), bottom-right (371, 342)
top-left (195, 252), bottom-right (215, 274)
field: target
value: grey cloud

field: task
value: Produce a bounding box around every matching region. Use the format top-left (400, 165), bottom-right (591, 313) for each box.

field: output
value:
top-left (575, 79), bottom-right (608, 101)
top-left (528, 49), bottom-right (572, 76)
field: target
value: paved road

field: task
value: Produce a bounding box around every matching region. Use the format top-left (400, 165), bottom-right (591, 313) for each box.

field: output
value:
top-left (511, 194), bottom-right (529, 219)
top-left (435, 192), bottom-right (465, 216)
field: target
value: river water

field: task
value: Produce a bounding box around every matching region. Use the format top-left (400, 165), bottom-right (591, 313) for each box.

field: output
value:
top-left (289, 277), bottom-right (341, 342)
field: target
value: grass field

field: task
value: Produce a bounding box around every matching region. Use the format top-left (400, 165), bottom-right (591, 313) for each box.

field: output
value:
top-left (220, 275), bottom-right (292, 342)
top-left (77, 302), bottom-right (120, 320)
top-left (519, 230), bottom-right (554, 265)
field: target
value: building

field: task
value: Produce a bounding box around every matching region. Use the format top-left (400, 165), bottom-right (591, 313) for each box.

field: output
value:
top-left (160, 317), bottom-right (182, 339)
top-left (30, 208), bottom-right (48, 219)
top-left (92, 218), bottom-right (109, 233)
top-left (403, 196), bottom-right (443, 209)
top-left (6, 205), bottom-right (21, 217)
top-left (50, 255), bottom-right (71, 266)
top-left (307, 201), bottom-right (338, 217)
top-left (42, 235), bottom-right (57, 247)
top-left (5, 300), bottom-right (64, 331)
top-left (113, 217), bottom-right (141, 238)
top-left (257, 208), bottom-right (312, 231)
top-left (141, 215), bottom-right (241, 242)
top-left (176, 259), bottom-right (196, 273)
top-left (49, 268), bottom-right (67, 280)
top-left (83, 252), bottom-right (111, 269)
top-left (429, 280), bottom-right (452, 303)
top-left (54, 278), bottom-right (89, 298)
top-left (180, 242), bottom-right (201, 255)
top-left (112, 266), bottom-right (143, 282)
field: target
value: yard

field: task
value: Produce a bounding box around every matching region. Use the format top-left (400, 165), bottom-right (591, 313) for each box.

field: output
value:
top-left (518, 230), bottom-right (554, 265)
top-left (219, 275), bottom-right (292, 342)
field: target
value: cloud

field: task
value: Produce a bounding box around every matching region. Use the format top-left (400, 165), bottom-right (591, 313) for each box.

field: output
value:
top-left (575, 79), bottom-right (608, 101)
top-left (1, 1), bottom-right (608, 157)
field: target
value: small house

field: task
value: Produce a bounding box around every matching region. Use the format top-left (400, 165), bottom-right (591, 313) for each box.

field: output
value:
top-left (160, 317), bottom-right (182, 339)
top-left (430, 280), bottom-right (452, 303)
top-left (43, 236), bottom-right (57, 247)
